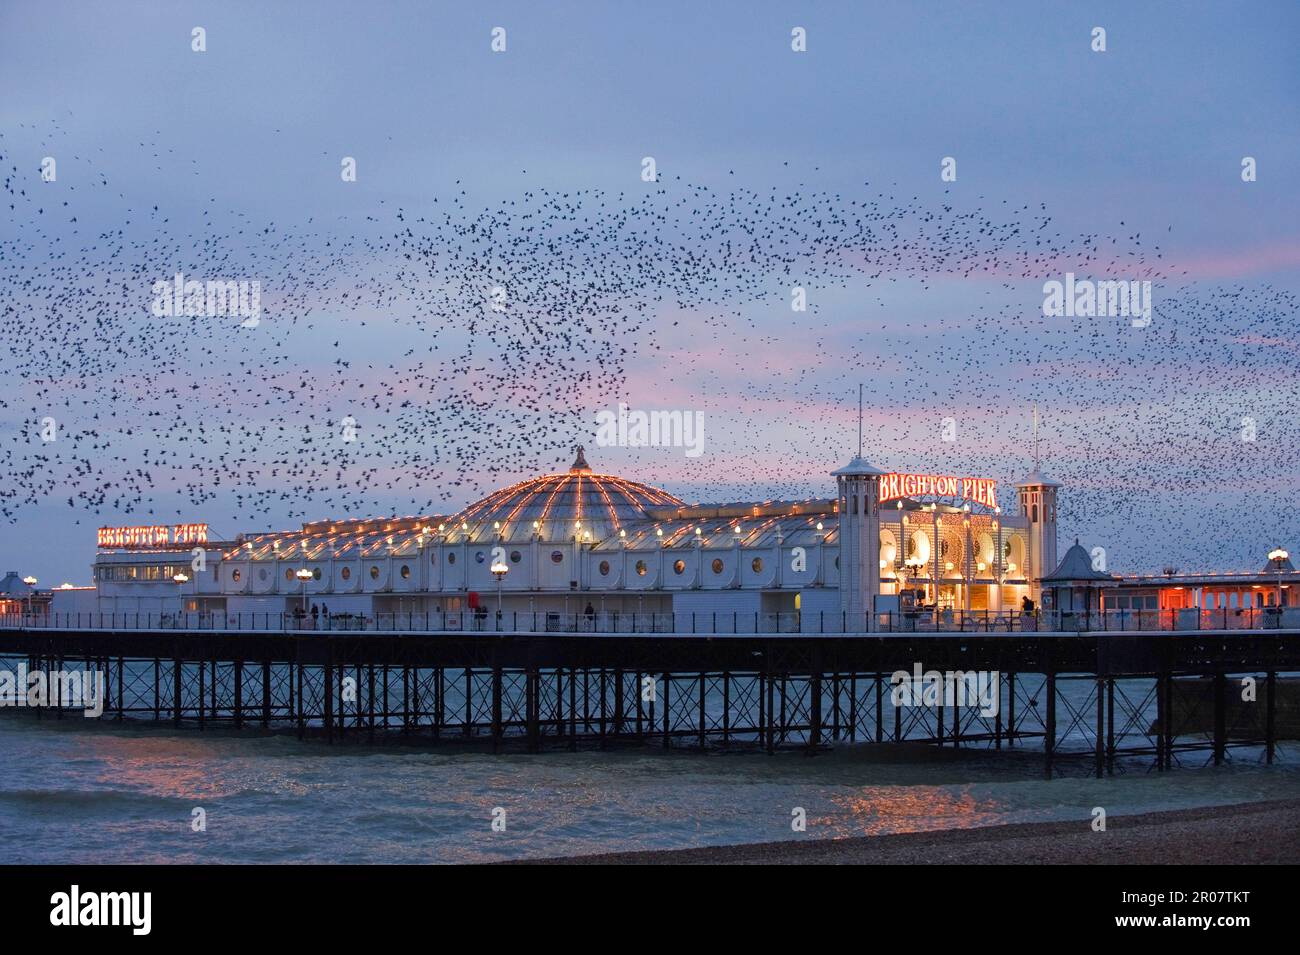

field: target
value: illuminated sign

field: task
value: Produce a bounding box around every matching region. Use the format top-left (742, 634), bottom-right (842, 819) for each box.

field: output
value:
top-left (98, 524), bottom-right (209, 548)
top-left (879, 473), bottom-right (998, 510)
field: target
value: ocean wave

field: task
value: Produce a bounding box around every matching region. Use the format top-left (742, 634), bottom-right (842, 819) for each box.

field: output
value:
top-left (0, 787), bottom-right (184, 811)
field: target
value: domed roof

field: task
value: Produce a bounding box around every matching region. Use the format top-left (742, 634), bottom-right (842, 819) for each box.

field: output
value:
top-left (1043, 539), bottom-right (1114, 582)
top-left (448, 447), bottom-right (683, 544)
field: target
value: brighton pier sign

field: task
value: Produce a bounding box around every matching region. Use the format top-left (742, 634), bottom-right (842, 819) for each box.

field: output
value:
top-left (878, 473), bottom-right (998, 510)
top-left (97, 524), bottom-right (209, 548)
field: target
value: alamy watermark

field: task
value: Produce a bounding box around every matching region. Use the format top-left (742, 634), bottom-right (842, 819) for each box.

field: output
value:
top-left (0, 664), bottom-right (104, 717)
top-left (151, 271), bottom-right (261, 327)
top-left (595, 403), bottom-right (704, 458)
top-left (1042, 272), bottom-right (1151, 328)
top-left (890, 663), bottom-right (999, 717)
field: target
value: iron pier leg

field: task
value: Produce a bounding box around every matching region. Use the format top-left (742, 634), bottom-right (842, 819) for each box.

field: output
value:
top-left (492, 665), bottom-right (502, 753)
top-left (261, 661), bottom-right (271, 727)
top-left (1095, 677), bottom-right (1105, 779)
top-left (1045, 671), bottom-right (1056, 778)
top-left (1266, 670), bottom-right (1276, 765)
top-left (1212, 669), bottom-right (1226, 766)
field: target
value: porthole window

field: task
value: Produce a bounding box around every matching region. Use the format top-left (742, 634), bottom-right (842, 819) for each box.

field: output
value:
top-left (510, 550), bottom-right (522, 563)
top-left (635, 560), bottom-right (648, 576)
top-left (599, 560), bottom-right (610, 576)
top-left (673, 559), bottom-right (686, 575)
top-left (231, 569), bottom-right (241, 582)
top-left (341, 567), bottom-right (351, 581)
top-left (312, 567), bottom-right (322, 581)
top-left (752, 557), bottom-right (763, 573)
top-left (712, 558), bottom-right (724, 574)
top-left (475, 551), bottom-right (485, 564)
top-left (370, 566), bottom-right (380, 580)
top-left (285, 568), bottom-right (294, 582)
top-left (400, 565), bottom-right (411, 579)
top-left (258, 567), bottom-right (268, 581)
top-left (448, 552), bottom-right (456, 564)
top-left (551, 551), bottom-right (564, 564)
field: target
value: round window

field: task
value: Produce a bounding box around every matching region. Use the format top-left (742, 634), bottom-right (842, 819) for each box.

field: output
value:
top-left (341, 566), bottom-right (351, 581)
top-left (312, 567), bottom-right (322, 581)
top-left (635, 560), bottom-right (647, 576)
top-left (673, 559), bottom-right (685, 575)
top-left (751, 557), bottom-right (764, 573)
top-left (448, 552), bottom-right (456, 564)
top-left (510, 550), bottom-right (522, 563)
top-left (370, 566), bottom-right (380, 580)
top-left (232, 569), bottom-right (241, 582)
top-left (551, 551), bottom-right (563, 564)
top-left (475, 551), bottom-right (485, 564)
top-left (599, 560), bottom-right (610, 576)
top-left (712, 558), bottom-right (724, 574)
top-left (400, 565), bottom-right (411, 579)
top-left (285, 568), bottom-right (294, 582)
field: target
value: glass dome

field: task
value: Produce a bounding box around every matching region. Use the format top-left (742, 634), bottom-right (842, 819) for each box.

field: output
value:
top-left (448, 447), bottom-right (682, 544)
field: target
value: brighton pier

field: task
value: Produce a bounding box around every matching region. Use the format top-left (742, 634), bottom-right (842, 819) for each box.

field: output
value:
top-left (2, 449), bottom-right (1298, 774)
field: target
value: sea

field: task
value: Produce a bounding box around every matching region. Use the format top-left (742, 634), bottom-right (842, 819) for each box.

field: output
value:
top-left (1, 716), bottom-right (1296, 863)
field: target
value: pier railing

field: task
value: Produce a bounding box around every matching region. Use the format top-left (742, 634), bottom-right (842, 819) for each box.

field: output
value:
top-left (2, 606), bottom-right (1298, 635)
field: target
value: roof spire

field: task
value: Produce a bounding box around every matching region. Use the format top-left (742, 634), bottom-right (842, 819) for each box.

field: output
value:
top-left (1032, 403), bottom-right (1041, 473)
top-left (858, 383), bottom-right (863, 459)
top-left (570, 445), bottom-right (591, 473)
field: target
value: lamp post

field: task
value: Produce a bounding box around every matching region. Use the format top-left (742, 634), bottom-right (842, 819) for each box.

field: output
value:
top-left (295, 567), bottom-right (313, 629)
top-left (173, 572), bottom-right (190, 627)
top-left (21, 575), bottom-right (36, 624)
top-left (490, 558), bottom-right (509, 628)
top-left (1268, 547), bottom-right (1289, 617)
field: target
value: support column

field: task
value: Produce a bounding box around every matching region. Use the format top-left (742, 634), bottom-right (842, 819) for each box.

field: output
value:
top-left (1266, 670), bottom-right (1277, 765)
top-left (1212, 669), bottom-right (1226, 766)
top-left (1094, 676), bottom-right (1104, 779)
top-left (1045, 671), bottom-right (1056, 777)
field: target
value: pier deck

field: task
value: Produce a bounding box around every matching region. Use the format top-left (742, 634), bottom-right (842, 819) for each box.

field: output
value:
top-left (2, 624), bottom-right (1297, 776)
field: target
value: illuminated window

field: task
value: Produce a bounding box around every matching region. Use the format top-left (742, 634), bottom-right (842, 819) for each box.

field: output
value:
top-left (551, 551), bottom-right (564, 564)
top-left (673, 559), bottom-right (685, 575)
top-left (231, 569), bottom-right (241, 582)
top-left (400, 565), bottom-right (410, 579)
top-left (341, 567), bottom-right (351, 581)
top-left (370, 566), bottom-right (380, 580)
top-left (712, 558), bottom-right (724, 574)
top-left (285, 568), bottom-right (294, 581)
top-left (635, 560), bottom-right (647, 576)
top-left (751, 557), bottom-right (763, 573)
top-left (599, 560), bottom-right (610, 576)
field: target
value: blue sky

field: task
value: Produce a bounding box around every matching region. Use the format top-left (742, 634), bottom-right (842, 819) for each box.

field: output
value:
top-left (2, 0), bottom-right (1298, 582)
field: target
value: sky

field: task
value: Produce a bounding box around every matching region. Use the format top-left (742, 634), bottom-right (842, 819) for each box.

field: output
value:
top-left (1, 0), bottom-right (1298, 583)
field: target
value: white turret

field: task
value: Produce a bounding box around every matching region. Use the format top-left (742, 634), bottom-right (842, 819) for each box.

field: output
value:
top-left (1016, 470), bottom-right (1060, 604)
top-left (833, 455), bottom-right (885, 624)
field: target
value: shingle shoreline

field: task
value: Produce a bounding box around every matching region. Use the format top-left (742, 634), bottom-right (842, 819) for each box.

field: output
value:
top-left (516, 798), bottom-right (1300, 865)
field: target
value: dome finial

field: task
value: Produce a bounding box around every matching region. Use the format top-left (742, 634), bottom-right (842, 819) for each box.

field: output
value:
top-left (570, 445), bottom-right (591, 472)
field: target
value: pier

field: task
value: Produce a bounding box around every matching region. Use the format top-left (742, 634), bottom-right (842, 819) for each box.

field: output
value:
top-left (1, 617), bottom-right (1297, 777)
